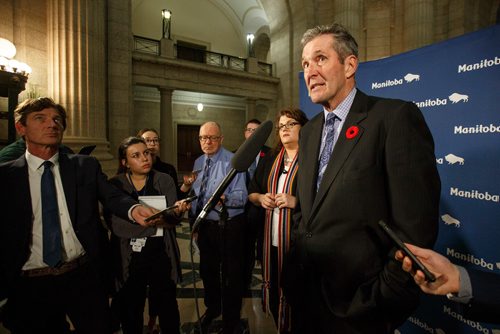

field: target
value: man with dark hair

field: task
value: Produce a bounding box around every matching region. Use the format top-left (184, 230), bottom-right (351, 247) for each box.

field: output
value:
top-left (287, 23), bottom-right (440, 333)
top-left (240, 118), bottom-right (271, 290)
top-left (137, 128), bottom-right (183, 199)
top-left (0, 97), bottom-right (156, 333)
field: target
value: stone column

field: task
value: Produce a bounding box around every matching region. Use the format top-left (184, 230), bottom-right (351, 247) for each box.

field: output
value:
top-left (404, 0), bottom-right (434, 50)
top-left (246, 98), bottom-right (257, 122)
top-left (47, 0), bottom-right (112, 166)
top-left (159, 87), bottom-right (175, 166)
top-left (333, 0), bottom-right (363, 58)
top-left (107, 0), bottom-right (134, 170)
top-left (160, 38), bottom-right (175, 59)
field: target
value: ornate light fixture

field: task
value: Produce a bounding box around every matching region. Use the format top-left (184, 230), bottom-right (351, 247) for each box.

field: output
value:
top-left (196, 91), bottom-right (204, 112)
top-left (162, 9), bottom-right (172, 39)
top-left (0, 38), bottom-right (31, 76)
top-left (0, 37), bottom-right (31, 143)
top-left (246, 33), bottom-right (255, 57)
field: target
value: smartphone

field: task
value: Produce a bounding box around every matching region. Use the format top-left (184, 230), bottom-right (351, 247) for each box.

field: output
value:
top-left (378, 220), bottom-right (436, 282)
top-left (144, 195), bottom-right (198, 223)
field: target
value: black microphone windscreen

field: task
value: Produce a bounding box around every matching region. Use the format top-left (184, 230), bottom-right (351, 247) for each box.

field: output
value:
top-left (231, 120), bottom-right (273, 172)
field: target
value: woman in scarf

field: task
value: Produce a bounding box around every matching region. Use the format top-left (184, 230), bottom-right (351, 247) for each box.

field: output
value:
top-left (248, 108), bottom-right (308, 333)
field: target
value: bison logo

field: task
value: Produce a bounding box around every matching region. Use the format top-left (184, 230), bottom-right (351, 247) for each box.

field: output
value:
top-left (441, 214), bottom-right (461, 227)
top-left (404, 73), bottom-right (420, 83)
top-left (449, 93), bottom-right (469, 103)
top-left (444, 153), bottom-right (464, 165)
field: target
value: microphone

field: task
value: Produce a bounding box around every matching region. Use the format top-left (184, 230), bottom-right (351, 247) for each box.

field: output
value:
top-left (192, 120), bottom-right (273, 232)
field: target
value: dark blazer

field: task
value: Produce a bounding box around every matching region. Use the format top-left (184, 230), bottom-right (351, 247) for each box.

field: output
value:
top-left (0, 153), bottom-right (138, 300)
top-left (289, 90), bottom-right (441, 333)
top-left (463, 269), bottom-right (500, 324)
top-left (104, 170), bottom-right (182, 291)
top-left (246, 145), bottom-right (273, 261)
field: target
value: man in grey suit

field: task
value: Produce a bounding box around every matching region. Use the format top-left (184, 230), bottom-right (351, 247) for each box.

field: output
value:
top-left (286, 23), bottom-right (441, 333)
top-left (0, 97), bottom-right (156, 333)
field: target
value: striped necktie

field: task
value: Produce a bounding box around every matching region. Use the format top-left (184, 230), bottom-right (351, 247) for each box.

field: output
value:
top-left (317, 113), bottom-right (337, 190)
top-left (195, 158), bottom-right (211, 215)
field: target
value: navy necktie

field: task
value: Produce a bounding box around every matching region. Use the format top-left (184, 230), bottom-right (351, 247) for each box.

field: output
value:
top-left (196, 158), bottom-right (211, 215)
top-left (317, 113), bottom-right (337, 190)
top-left (41, 161), bottom-right (62, 267)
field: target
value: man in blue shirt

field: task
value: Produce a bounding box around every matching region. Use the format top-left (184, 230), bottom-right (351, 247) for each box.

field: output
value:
top-left (183, 121), bottom-right (248, 334)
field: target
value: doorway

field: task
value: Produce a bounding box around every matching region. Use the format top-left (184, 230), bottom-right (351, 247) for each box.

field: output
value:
top-left (177, 124), bottom-right (203, 173)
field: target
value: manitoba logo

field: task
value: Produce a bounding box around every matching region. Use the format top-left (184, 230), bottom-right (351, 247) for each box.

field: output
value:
top-left (436, 153), bottom-right (464, 165)
top-left (448, 92), bottom-right (469, 103)
top-left (444, 153), bottom-right (464, 165)
top-left (447, 248), bottom-right (495, 270)
top-left (371, 72), bottom-right (421, 89)
top-left (404, 73), bottom-right (420, 82)
top-left (450, 187), bottom-right (499, 202)
top-left (458, 56), bottom-right (500, 73)
top-left (441, 214), bottom-right (460, 228)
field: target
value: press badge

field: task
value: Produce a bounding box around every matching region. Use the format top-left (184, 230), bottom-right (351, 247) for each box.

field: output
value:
top-left (130, 237), bottom-right (147, 252)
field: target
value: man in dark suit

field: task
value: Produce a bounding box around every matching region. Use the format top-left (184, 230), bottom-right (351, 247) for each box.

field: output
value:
top-left (287, 23), bottom-right (441, 333)
top-left (0, 97), bottom-right (156, 333)
top-left (241, 119), bottom-right (271, 288)
top-left (396, 244), bottom-right (500, 324)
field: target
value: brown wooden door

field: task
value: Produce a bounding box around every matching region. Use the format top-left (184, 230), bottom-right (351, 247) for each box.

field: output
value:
top-left (177, 124), bottom-right (202, 173)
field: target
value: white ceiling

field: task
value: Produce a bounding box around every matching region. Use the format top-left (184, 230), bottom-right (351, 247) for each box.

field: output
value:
top-left (131, 0), bottom-right (269, 37)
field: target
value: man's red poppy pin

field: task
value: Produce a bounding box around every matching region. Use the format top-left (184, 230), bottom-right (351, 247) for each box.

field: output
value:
top-left (259, 151), bottom-right (266, 157)
top-left (346, 126), bottom-right (359, 139)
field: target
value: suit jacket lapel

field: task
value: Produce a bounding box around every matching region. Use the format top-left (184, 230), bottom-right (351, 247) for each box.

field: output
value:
top-left (58, 154), bottom-right (77, 224)
top-left (310, 92), bottom-right (368, 218)
top-left (299, 113), bottom-right (323, 223)
top-left (12, 156), bottom-right (34, 227)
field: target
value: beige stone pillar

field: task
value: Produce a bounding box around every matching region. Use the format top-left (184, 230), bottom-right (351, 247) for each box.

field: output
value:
top-left (246, 57), bottom-right (259, 74)
top-left (246, 98), bottom-right (257, 122)
top-left (160, 38), bottom-right (175, 59)
top-left (404, 0), bottom-right (434, 50)
top-left (107, 0), bottom-right (134, 171)
top-left (47, 0), bottom-right (112, 165)
top-left (159, 87), bottom-right (175, 166)
top-left (333, 0), bottom-right (363, 58)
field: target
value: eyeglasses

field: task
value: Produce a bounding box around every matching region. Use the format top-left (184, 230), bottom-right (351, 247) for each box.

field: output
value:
top-left (276, 122), bottom-right (300, 131)
top-left (144, 138), bottom-right (159, 145)
top-left (245, 128), bottom-right (257, 133)
top-left (199, 136), bottom-right (221, 142)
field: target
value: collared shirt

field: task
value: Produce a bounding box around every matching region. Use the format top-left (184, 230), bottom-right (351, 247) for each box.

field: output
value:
top-left (318, 88), bottom-right (357, 163)
top-left (24, 151), bottom-right (85, 270)
top-left (190, 147), bottom-right (247, 221)
top-left (447, 265), bottom-right (473, 303)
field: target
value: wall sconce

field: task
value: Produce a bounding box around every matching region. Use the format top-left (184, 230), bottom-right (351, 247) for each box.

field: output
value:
top-left (246, 33), bottom-right (255, 57)
top-left (0, 37), bottom-right (31, 143)
top-left (0, 38), bottom-right (31, 76)
top-left (162, 9), bottom-right (172, 39)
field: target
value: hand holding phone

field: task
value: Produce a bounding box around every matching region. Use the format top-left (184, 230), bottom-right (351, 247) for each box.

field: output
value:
top-left (378, 220), bottom-right (436, 282)
top-left (144, 195), bottom-right (198, 223)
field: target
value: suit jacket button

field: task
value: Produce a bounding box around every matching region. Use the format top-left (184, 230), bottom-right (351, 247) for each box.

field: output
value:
top-left (306, 232), bottom-right (312, 238)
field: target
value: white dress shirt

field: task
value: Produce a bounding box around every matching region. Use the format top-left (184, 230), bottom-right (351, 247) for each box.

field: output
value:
top-left (23, 151), bottom-right (85, 270)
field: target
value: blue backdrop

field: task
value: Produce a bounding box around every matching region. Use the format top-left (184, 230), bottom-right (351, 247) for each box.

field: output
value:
top-left (299, 25), bottom-right (500, 334)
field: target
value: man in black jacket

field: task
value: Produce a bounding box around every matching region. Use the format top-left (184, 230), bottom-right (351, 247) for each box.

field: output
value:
top-left (0, 97), bottom-right (155, 333)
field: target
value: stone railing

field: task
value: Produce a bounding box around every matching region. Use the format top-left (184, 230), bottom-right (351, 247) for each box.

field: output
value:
top-left (133, 35), bottom-right (273, 76)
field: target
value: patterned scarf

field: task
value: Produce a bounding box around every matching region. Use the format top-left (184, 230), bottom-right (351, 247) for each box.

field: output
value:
top-left (262, 147), bottom-right (298, 333)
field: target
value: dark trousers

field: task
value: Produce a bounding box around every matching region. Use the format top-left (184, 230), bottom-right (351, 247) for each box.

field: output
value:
top-left (269, 246), bottom-right (280, 327)
top-left (197, 214), bottom-right (246, 332)
top-left (115, 237), bottom-right (180, 334)
top-left (4, 261), bottom-right (111, 334)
